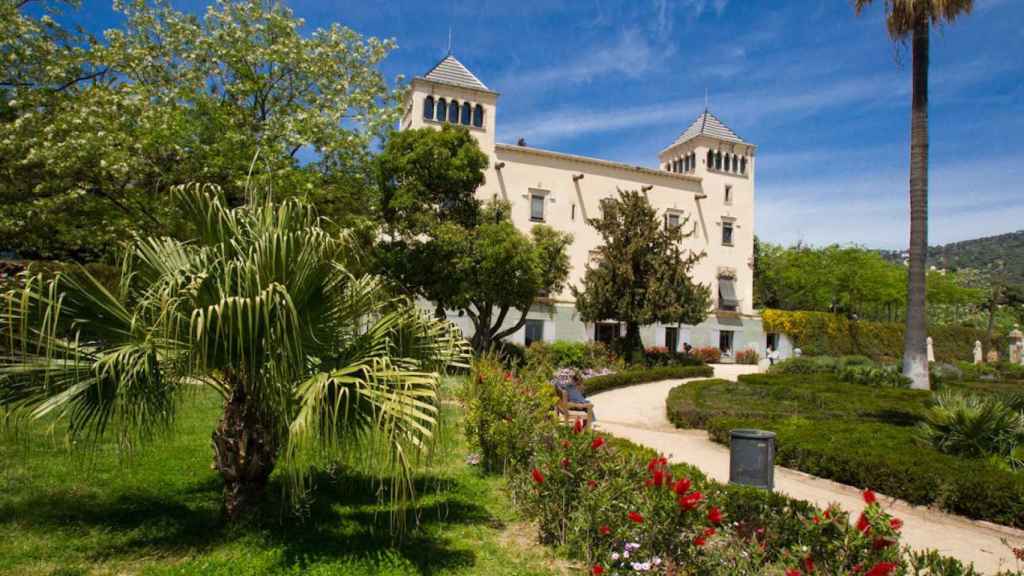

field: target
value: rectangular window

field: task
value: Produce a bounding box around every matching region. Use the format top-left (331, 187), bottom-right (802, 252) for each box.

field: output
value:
top-left (718, 277), bottom-right (739, 312)
top-left (722, 221), bottom-right (734, 246)
top-left (766, 332), bottom-right (780, 351)
top-left (724, 185), bottom-right (733, 204)
top-left (571, 203), bottom-right (576, 221)
top-left (595, 322), bottom-right (619, 344)
top-left (530, 194), bottom-right (545, 221)
top-left (524, 319), bottom-right (544, 347)
top-left (719, 330), bottom-right (734, 356)
top-left (666, 212), bottom-right (680, 231)
top-left (665, 326), bottom-right (679, 352)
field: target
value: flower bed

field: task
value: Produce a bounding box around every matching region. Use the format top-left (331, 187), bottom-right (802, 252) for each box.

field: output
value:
top-left (461, 360), bottom-right (997, 574)
top-left (666, 373), bottom-right (1024, 529)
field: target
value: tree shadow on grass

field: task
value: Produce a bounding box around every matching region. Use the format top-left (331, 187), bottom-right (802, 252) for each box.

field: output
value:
top-left (1, 468), bottom-right (489, 574)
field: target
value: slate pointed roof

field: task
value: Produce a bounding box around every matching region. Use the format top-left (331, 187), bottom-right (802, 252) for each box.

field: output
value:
top-left (419, 54), bottom-right (493, 93)
top-left (673, 109), bottom-right (747, 146)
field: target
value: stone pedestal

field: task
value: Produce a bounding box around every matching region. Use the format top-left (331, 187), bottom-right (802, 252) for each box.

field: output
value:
top-left (973, 341), bottom-right (984, 365)
top-left (926, 336), bottom-right (935, 363)
top-left (1009, 326), bottom-right (1023, 366)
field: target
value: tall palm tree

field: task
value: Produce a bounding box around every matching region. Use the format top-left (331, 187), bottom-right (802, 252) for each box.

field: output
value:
top-left (854, 0), bottom-right (973, 390)
top-left (0, 183), bottom-right (468, 521)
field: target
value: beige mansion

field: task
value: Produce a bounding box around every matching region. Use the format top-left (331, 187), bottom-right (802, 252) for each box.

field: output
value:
top-left (402, 54), bottom-right (766, 358)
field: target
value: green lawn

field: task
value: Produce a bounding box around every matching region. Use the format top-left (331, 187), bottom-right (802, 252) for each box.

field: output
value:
top-left (0, 385), bottom-right (566, 576)
top-left (666, 373), bottom-right (1024, 529)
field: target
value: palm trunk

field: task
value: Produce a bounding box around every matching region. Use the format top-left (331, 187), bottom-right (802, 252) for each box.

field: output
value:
top-left (212, 374), bottom-right (278, 521)
top-left (903, 18), bottom-right (930, 390)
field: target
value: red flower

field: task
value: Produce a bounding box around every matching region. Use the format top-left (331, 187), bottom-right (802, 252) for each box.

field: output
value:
top-left (678, 490), bottom-right (703, 511)
top-left (703, 527), bottom-right (716, 538)
top-left (560, 458), bottom-right (570, 469)
top-left (889, 517), bottom-right (903, 531)
top-left (573, 419), bottom-right (584, 434)
top-left (823, 509), bottom-right (831, 520)
top-left (785, 570), bottom-right (801, 576)
top-left (647, 456), bottom-right (668, 472)
top-left (694, 535), bottom-right (707, 547)
top-left (707, 506), bottom-right (723, 525)
top-left (628, 511), bottom-right (644, 524)
top-left (651, 469), bottom-right (666, 487)
top-left (856, 512), bottom-right (871, 533)
top-left (852, 565), bottom-right (863, 574)
top-left (587, 479), bottom-right (598, 489)
top-left (592, 565), bottom-right (604, 575)
top-left (803, 555), bottom-right (815, 573)
top-left (504, 372), bottom-right (512, 381)
top-left (863, 489), bottom-right (877, 505)
top-left (673, 478), bottom-right (692, 495)
top-left (812, 515), bottom-right (820, 525)
top-left (531, 468), bottom-right (545, 485)
top-left (599, 525), bottom-right (611, 535)
top-left (561, 440), bottom-right (571, 449)
top-left (591, 437), bottom-right (606, 450)
top-left (864, 562), bottom-right (897, 576)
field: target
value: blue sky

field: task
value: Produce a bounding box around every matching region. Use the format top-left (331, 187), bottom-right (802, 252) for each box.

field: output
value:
top-left (69, 0), bottom-right (1023, 249)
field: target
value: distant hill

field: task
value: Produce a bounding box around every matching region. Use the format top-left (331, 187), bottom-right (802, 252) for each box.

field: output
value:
top-left (879, 231), bottom-right (1024, 284)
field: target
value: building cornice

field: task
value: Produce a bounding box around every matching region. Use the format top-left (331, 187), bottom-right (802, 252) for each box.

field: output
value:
top-left (495, 143), bottom-right (702, 185)
top-left (659, 134), bottom-right (758, 157)
top-left (412, 76), bottom-right (500, 97)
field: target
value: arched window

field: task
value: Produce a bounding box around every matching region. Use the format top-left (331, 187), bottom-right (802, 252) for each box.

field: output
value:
top-left (733, 154), bottom-right (739, 173)
top-left (715, 151), bottom-right (723, 171)
top-left (424, 96), bottom-right (434, 120)
top-left (473, 104), bottom-right (484, 127)
top-left (707, 150), bottom-right (714, 168)
top-left (683, 156), bottom-right (689, 172)
top-left (691, 152), bottom-right (696, 171)
top-left (437, 98), bottom-right (447, 122)
top-left (724, 154), bottom-right (731, 172)
top-left (461, 101), bottom-right (471, 125)
top-left (448, 99), bottom-right (459, 123)
top-left (740, 157), bottom-right (747, 174)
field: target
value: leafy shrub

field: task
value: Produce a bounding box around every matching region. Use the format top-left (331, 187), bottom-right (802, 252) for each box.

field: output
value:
top-left (526, 340), bottom-right (619, 370)
top-left (837, 365), bottom-right (911, 388)
top-left (691, 346), bottom-right (721, 364)
top-left (461, 356), bottom-right (556, 472)
top-left (930, 362), bottom-right (964, 385)
top-left (585, 365), bottom-right (712, 395)
top-left (919, 391), bottom-right (1024, 465)
top-left (642, 346), bottom-right (706, 368)
top-left (768, 356), bottom-right (837, 374)
top-left (734, 349), bottom-right (760, 365)
top-left (762, 308), bottom-right (1009, 363)
top-left (495, 340), bottom-right (527, 368)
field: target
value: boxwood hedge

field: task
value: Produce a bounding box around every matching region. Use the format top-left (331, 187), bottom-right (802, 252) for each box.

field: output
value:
top-left (586, 364), bottom-right (713, 395)
top-left (666, 373), bottom-right (1024, 529)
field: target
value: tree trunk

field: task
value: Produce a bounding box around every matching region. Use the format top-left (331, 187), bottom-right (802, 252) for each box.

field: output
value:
top-left (212, 376), bottom-right (278, 521)
top-left (624, 321), bottom-right (644, 364)
top-left (902, 18), bottom-right (930, 390)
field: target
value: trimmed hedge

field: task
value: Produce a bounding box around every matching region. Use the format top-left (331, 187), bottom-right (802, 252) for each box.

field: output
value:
top-left (762, 308), bottom-right (1010, 363)
top-left (586, 364), bottom-right (713, 395)
top-left (666, 373), bottom-right (1024, 529)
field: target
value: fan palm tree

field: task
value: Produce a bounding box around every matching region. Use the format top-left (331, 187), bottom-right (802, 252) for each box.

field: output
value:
top-left (0, 182), bottom-right (469, 521)
top-left (854, 0), bottom-right (973, 389)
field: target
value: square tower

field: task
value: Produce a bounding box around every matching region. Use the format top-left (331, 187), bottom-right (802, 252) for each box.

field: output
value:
top-left (403, 54), bottom-right (499, 154)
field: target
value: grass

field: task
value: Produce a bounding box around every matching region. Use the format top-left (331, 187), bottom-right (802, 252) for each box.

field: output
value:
top-left (0, 383), bottom-right (566, 576)
top-left (665, 373), bottom-right (1024, 528)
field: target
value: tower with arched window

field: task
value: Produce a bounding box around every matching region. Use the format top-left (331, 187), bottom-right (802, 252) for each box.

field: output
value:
top-left (402, 53), bottom-right (499, 154)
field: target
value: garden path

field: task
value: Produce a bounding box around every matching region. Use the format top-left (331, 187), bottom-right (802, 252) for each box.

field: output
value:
top-left (590, 364), bottom-right (1024, 575)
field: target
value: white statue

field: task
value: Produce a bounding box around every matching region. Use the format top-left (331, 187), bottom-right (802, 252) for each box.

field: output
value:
top-left (973, 340), bottom-right (983, 365)
top-left (926, 336), bottom-right (935, 363)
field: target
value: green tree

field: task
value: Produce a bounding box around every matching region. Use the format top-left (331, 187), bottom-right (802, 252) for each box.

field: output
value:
top-left (854, 0), bottom-right (974, 389)
top-left (0, 183), bottom-right (468, 521)
top-left (0, 0), bottom-right (399, 260)
top-left (447, 202), bottom-right (572, 353)
top-left (573, 190), bottom-right (709, 359)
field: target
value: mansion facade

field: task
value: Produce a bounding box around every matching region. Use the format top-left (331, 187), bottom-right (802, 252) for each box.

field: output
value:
top-left (402, 54), bottom-right (765, 358)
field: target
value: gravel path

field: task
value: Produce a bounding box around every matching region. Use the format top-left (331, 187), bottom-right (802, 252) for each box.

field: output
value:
top-left (589, 364), bottom-right (1024, 574)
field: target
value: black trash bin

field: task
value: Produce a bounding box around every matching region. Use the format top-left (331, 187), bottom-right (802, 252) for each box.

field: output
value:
top-left (729, 429), bottom-right (776, 490)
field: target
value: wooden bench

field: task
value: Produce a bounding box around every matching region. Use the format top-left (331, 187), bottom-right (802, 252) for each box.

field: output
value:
top-left (554, 384), bottom-right (594, 429)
